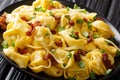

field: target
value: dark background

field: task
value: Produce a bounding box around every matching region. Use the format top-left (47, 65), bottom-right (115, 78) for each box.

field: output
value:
top-left (0, 0), bottom-right (120, 80)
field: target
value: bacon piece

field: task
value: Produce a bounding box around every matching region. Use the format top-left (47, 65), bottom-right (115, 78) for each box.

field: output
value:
top-left (53, 15), bottom-right (61, 20)
top-left (44, 53), bottom-right (58, 65)
top-left (33, 21), bottom-right (41, 27)
top-left (51, 29), bottom-right (56, 34)
top-left (26, 23), bottom-right (35, 36)
top-left (80, 49), bottom-right (86, 56)
top-left (87, 33), bottom-right (93, 43)
top-left (0, 15), bottom-right (7, 30)
top-left (17, 47), bottom-right (28, 54)
top-left (83, 18), bottom-right (88, 23)
top-left (21, 16), bottom-right (29, 22)
top-left (74, 50), bottom-right (81, 62)
top-left (0, 23), bottom-right (7, 30)
top-left (102, 53), bottom-right (113, 69)
top-left (69, 20), bottom-right (74, 26)
top-left (55, 40), bottom-right (63, 47)
top-left (47, 5), bottom-right (55, 10)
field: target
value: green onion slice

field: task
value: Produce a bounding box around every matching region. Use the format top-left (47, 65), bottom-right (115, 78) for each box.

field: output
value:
top-left (82, 32), bottom-right (89, 38)
top-left (2, 41), bottom-right (8, 48)
top-left (90, 71), bottom-right (96, 80)
top-left (106, 69), bottom-right (112, 75)
top-left (77, 61), bottom-right (85, 68)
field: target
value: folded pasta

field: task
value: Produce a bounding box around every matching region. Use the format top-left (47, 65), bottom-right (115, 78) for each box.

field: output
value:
top-left (1, 0), bottom-right (120, 80)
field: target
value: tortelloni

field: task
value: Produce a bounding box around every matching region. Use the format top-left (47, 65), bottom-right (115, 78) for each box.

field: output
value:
top-left (2, 0), bottom-right (120, 80)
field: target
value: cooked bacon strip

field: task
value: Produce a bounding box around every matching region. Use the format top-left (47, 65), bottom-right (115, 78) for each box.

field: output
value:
top-left (87, 33), bottom-right (93, 43)
top-left (0, 15), bottom-right (7, 30)
top-left (21, 16), bottom-right (29, 22)
top-left (51, 29), bottom-right (56, 34)
top-left (17, 47), bottom-right (28, 54)
top-left (53, 15), bottom-right (61, 20)
top-left (74, 50), bottom-right (81, 62)
top-left (26, 23), bottom-right (35, 36)
top-left (47, 5), bottom-right (55, 10)
top-left (74, 49), bottom-right (87, 62)
top-left (102, 53), bottom-right (114, 69)
top-left (33, 21), bottom-right (41, 27)
top-left (80, 49), bottom-right (86, 56)
top-left (83, 18), bottom-right (88, 23)
top-left (44, 53), bottom-right (58, 65)
top-left (69, 20), bottom-right (74, 26)
top-left (55, 40), bottom-right (63, 47)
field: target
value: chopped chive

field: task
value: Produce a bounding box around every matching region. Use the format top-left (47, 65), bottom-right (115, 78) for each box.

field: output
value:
top-left (106, 69), bottom-right (112, 75)
top-left (101, 49), bottom-right (106, 53)
top-left (34, 7), bottom-right (46, 12)
top-left (76, 19), bottom-right (83, 24)
top-left (90, 71), bottom-right (96, 80)
top-left (116, 50), bottom-right (120, 57)
top-left (12, 42), bottom-right (15, 47)
top-left (49, 11), bottom-right (53, 16)
top-left (1, 41), bottom-right (8, 48)
top-left (70, 30), bottom-right (79, 39)
top-left (93, 33), bottom-right (99, 39)
top-left (93, 16), bottom-right (97, 21)
top-left (108, 37), bottom-right (115, 43)
top-left (63, 63), bottom-right (67, 67)
top-left (87, 21), bottom-right (92, 30)
top-left (82, 32), bottom-right (89, 38)
top-left (51, 49), bottom-right (56, 53)
top-left (66, 7), bottom-right (70, 11)
top-left (58, 26), bottom-right (65, 32)
top-left (77, 61), bottom-right (85, 68)
top-left (67, 52), bottom-right (72, 58)
top-left (68, 77), bottom-right (75, 80)
top-left (74, 4), bottom-right (80, 9)
top-left (80, 9), bottom-right (87, 14)
top-left (45, 33), bottom-right (50, 36)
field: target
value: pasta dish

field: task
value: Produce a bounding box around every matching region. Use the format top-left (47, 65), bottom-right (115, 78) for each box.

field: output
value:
top-left (1, 0), bottom-right (120, 80)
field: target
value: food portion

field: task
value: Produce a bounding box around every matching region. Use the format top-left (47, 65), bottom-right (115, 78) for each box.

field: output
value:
top-left (1, 0), bottom-right (120, 80)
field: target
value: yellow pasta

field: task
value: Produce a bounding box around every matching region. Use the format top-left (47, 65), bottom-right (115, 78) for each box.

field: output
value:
top-left (1, 0), bottom-right (120, 80)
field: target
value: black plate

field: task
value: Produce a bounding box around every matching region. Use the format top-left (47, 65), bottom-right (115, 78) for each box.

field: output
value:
top-left (0, 0), bottom-right (120, 80)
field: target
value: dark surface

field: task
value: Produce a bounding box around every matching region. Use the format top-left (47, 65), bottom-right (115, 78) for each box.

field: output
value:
top-left (0, 0), bottom-right (120, 80)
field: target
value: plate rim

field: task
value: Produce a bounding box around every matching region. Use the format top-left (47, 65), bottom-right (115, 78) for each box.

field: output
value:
top-left (0, 0), bottom-right (120, 80)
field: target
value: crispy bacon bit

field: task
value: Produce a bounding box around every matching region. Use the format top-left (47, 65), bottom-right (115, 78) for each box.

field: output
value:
top-left (53, 15), bottom-right (61, 20)
top-left (0, 23), bottom-right (7, 30)
top-left (87, 33), bottom-right (93, 43)
top-left (33, 21), bottom-right (41, 27)
top-left (44, 53), bottom-right (58, 65)
top-left (21, 16), bottom-right (29, 22)
top-left (102, 53), bottom-right (113, 69)
top-left (26, 23), bottom-right (35, 36)
top-left (55, 40), bottom-right (63, 47)
top-left (17, 47), bottom-right (28, 54)
top-left (83, 18), bottom-right (88, 23)
top-left (80, 49), bottom-right (87, 56)
top-left (51, 30), bottom-right (56, 34)
top-left (74, 50), bottom-right (81, 62)
top-left (0, 15), bottom-right (7, 30)
top-left (96, 17), bottom-right (103, 21)
top-left (75, 32), bottom-right (79, 36)
top-left (47, 5), bottom-right (55, 10)
top-left (69, 20), bottom-right (74, 26)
